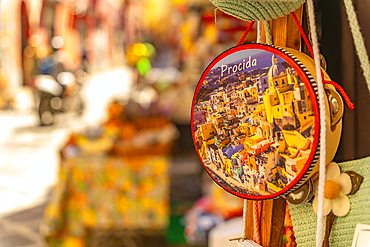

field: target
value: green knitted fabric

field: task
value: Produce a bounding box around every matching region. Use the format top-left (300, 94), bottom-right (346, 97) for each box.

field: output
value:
top-left (289, 156), bottom-right (370, 246)
top-left (209, 0), bottom-right (306, 21)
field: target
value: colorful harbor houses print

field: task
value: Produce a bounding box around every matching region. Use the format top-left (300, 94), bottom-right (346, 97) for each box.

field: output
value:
top-left (192, 46), bottom-right (317, 198)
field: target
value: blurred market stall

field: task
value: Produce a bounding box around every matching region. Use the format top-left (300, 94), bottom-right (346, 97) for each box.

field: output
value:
top-left (40, 101), bottom-right (176, 246)
top-left (0, 0), bottom-right (125, 110)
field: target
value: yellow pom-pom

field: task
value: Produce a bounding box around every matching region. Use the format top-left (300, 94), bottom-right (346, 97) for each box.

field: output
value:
top-left (324, 180), bottom-right (340, 200)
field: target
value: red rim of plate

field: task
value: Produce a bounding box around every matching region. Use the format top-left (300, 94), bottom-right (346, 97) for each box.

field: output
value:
top-left (191, 43), bottom-right (320, 200)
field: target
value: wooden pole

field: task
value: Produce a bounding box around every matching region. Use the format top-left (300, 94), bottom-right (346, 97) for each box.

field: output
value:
top-left (244, 5), bottom-right (304, 247)
top-left (261, 6), bottom-right (304, 50)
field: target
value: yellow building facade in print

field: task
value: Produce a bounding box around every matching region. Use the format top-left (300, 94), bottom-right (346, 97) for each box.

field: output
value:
top-left (199, 122), bottom-right (216, 141)
top-left (262, 55), bottom-right (314, 129)
top-left (198, 122), bottom-right (216, 155)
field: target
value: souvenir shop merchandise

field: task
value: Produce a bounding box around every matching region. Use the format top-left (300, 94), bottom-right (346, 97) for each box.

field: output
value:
top-left (191, 41), bottom-right (344, 200)
top-left (190, 0), bottom-right (370, 246)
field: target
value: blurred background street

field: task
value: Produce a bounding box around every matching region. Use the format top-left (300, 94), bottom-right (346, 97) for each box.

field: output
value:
top-left (0, 68), bottom-right (132, 217)
top-left (0, 68), bottom-right (135, 246)
top-left (0, 0), bottom-right (369, 246)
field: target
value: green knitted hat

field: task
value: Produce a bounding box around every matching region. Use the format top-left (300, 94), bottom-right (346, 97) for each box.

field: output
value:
top-left (209, 0), bottom-right (306, 21)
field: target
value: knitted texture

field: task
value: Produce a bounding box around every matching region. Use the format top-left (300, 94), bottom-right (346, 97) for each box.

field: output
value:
top-left (209, 0), bottom-right (305, 21)
top-left (289, 156), bottom-right (370, 247)
top-left (264, 20), bottom-right (272, 44)
top-left (343, 0), bottom-right (370, 95)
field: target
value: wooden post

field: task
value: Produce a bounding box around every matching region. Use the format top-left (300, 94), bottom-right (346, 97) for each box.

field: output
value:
top-left (244, 5), bottom-right (304, 247)
top-left (245, 198), bottom-right (287, 247)
top-left (261, 6), bottom-right (303, 50)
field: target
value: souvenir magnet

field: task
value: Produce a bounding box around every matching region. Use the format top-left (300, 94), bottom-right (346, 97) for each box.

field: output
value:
top-left (191, 43), bottom-right (342, 200)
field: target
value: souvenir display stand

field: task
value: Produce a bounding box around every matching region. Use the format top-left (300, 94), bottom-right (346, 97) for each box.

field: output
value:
top-left (191, 0), bottom-right (370, 246)
top-left (40, 102), bottom-right (178, 246)
top-left (40, 154), bottom-right (171, 246)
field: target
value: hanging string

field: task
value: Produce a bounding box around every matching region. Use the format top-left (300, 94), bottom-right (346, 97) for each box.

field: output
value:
top-left (291, 12), bottom-right (314, 58)
top-left (343, 0), bottom-right (370, 94)
top-left (237, 21), bottom-right (256, 46)
top-left (242, 199), bottom-right (248, 239)
top-left (264, 20), bottom-right (272, 45)
top-left (214, 8), bottom-right (218, 26)
top-left (290, 12), bottom-right (355, 110)
top-left (238, 20), bottom-right (269, 46)
top-left (306, 0), bottom-right (327, 246)
top-left (257, 21), bottom-right (262, 43)
top-left (253, 201), bottom-right (262, 245)
top-left (323, 81), bottom-right (355, 109)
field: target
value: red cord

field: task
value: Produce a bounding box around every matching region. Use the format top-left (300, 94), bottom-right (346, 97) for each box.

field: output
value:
top-left (253, 200), bottom-right (262, 245)
top-left (236, 15), bottom-right (355, 110)
top-left (290, 12), bottom-right (355, 110)
top-left (237, 21), bottom-right (256, 46)
top-left (291, 12), bottom-right (315, 59)
top-left (291, 12), bottom-right (326, 78)
top-left (323, 80), bottom-right (355, 109)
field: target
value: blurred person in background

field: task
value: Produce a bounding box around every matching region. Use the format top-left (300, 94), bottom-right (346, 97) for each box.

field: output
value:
top-left (38, 36), bottom-right (79, 81)
top-left (32, 36), bottom-right (86, 125)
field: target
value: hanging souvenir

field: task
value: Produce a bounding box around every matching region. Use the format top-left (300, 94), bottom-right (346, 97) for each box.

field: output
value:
top-left (192, 40), bottom-right (345, 200)
top-left (190, 7), bottom-right (357, 202)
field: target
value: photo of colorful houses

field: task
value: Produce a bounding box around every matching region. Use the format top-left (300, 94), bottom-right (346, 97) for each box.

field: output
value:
top-left (193, 48), bottom-right (316, 196)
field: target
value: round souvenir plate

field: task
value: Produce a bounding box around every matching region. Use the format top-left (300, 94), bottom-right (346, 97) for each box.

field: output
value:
top-left (191, 43), bottom-right (320, 200)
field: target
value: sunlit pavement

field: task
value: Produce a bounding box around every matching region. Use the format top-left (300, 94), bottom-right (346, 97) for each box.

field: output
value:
top-left (0, 67), bottom-right (133, 218)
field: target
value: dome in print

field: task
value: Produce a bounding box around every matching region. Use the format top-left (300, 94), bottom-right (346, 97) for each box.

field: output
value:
top-left (268, 55), bottom-right (286, 78)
